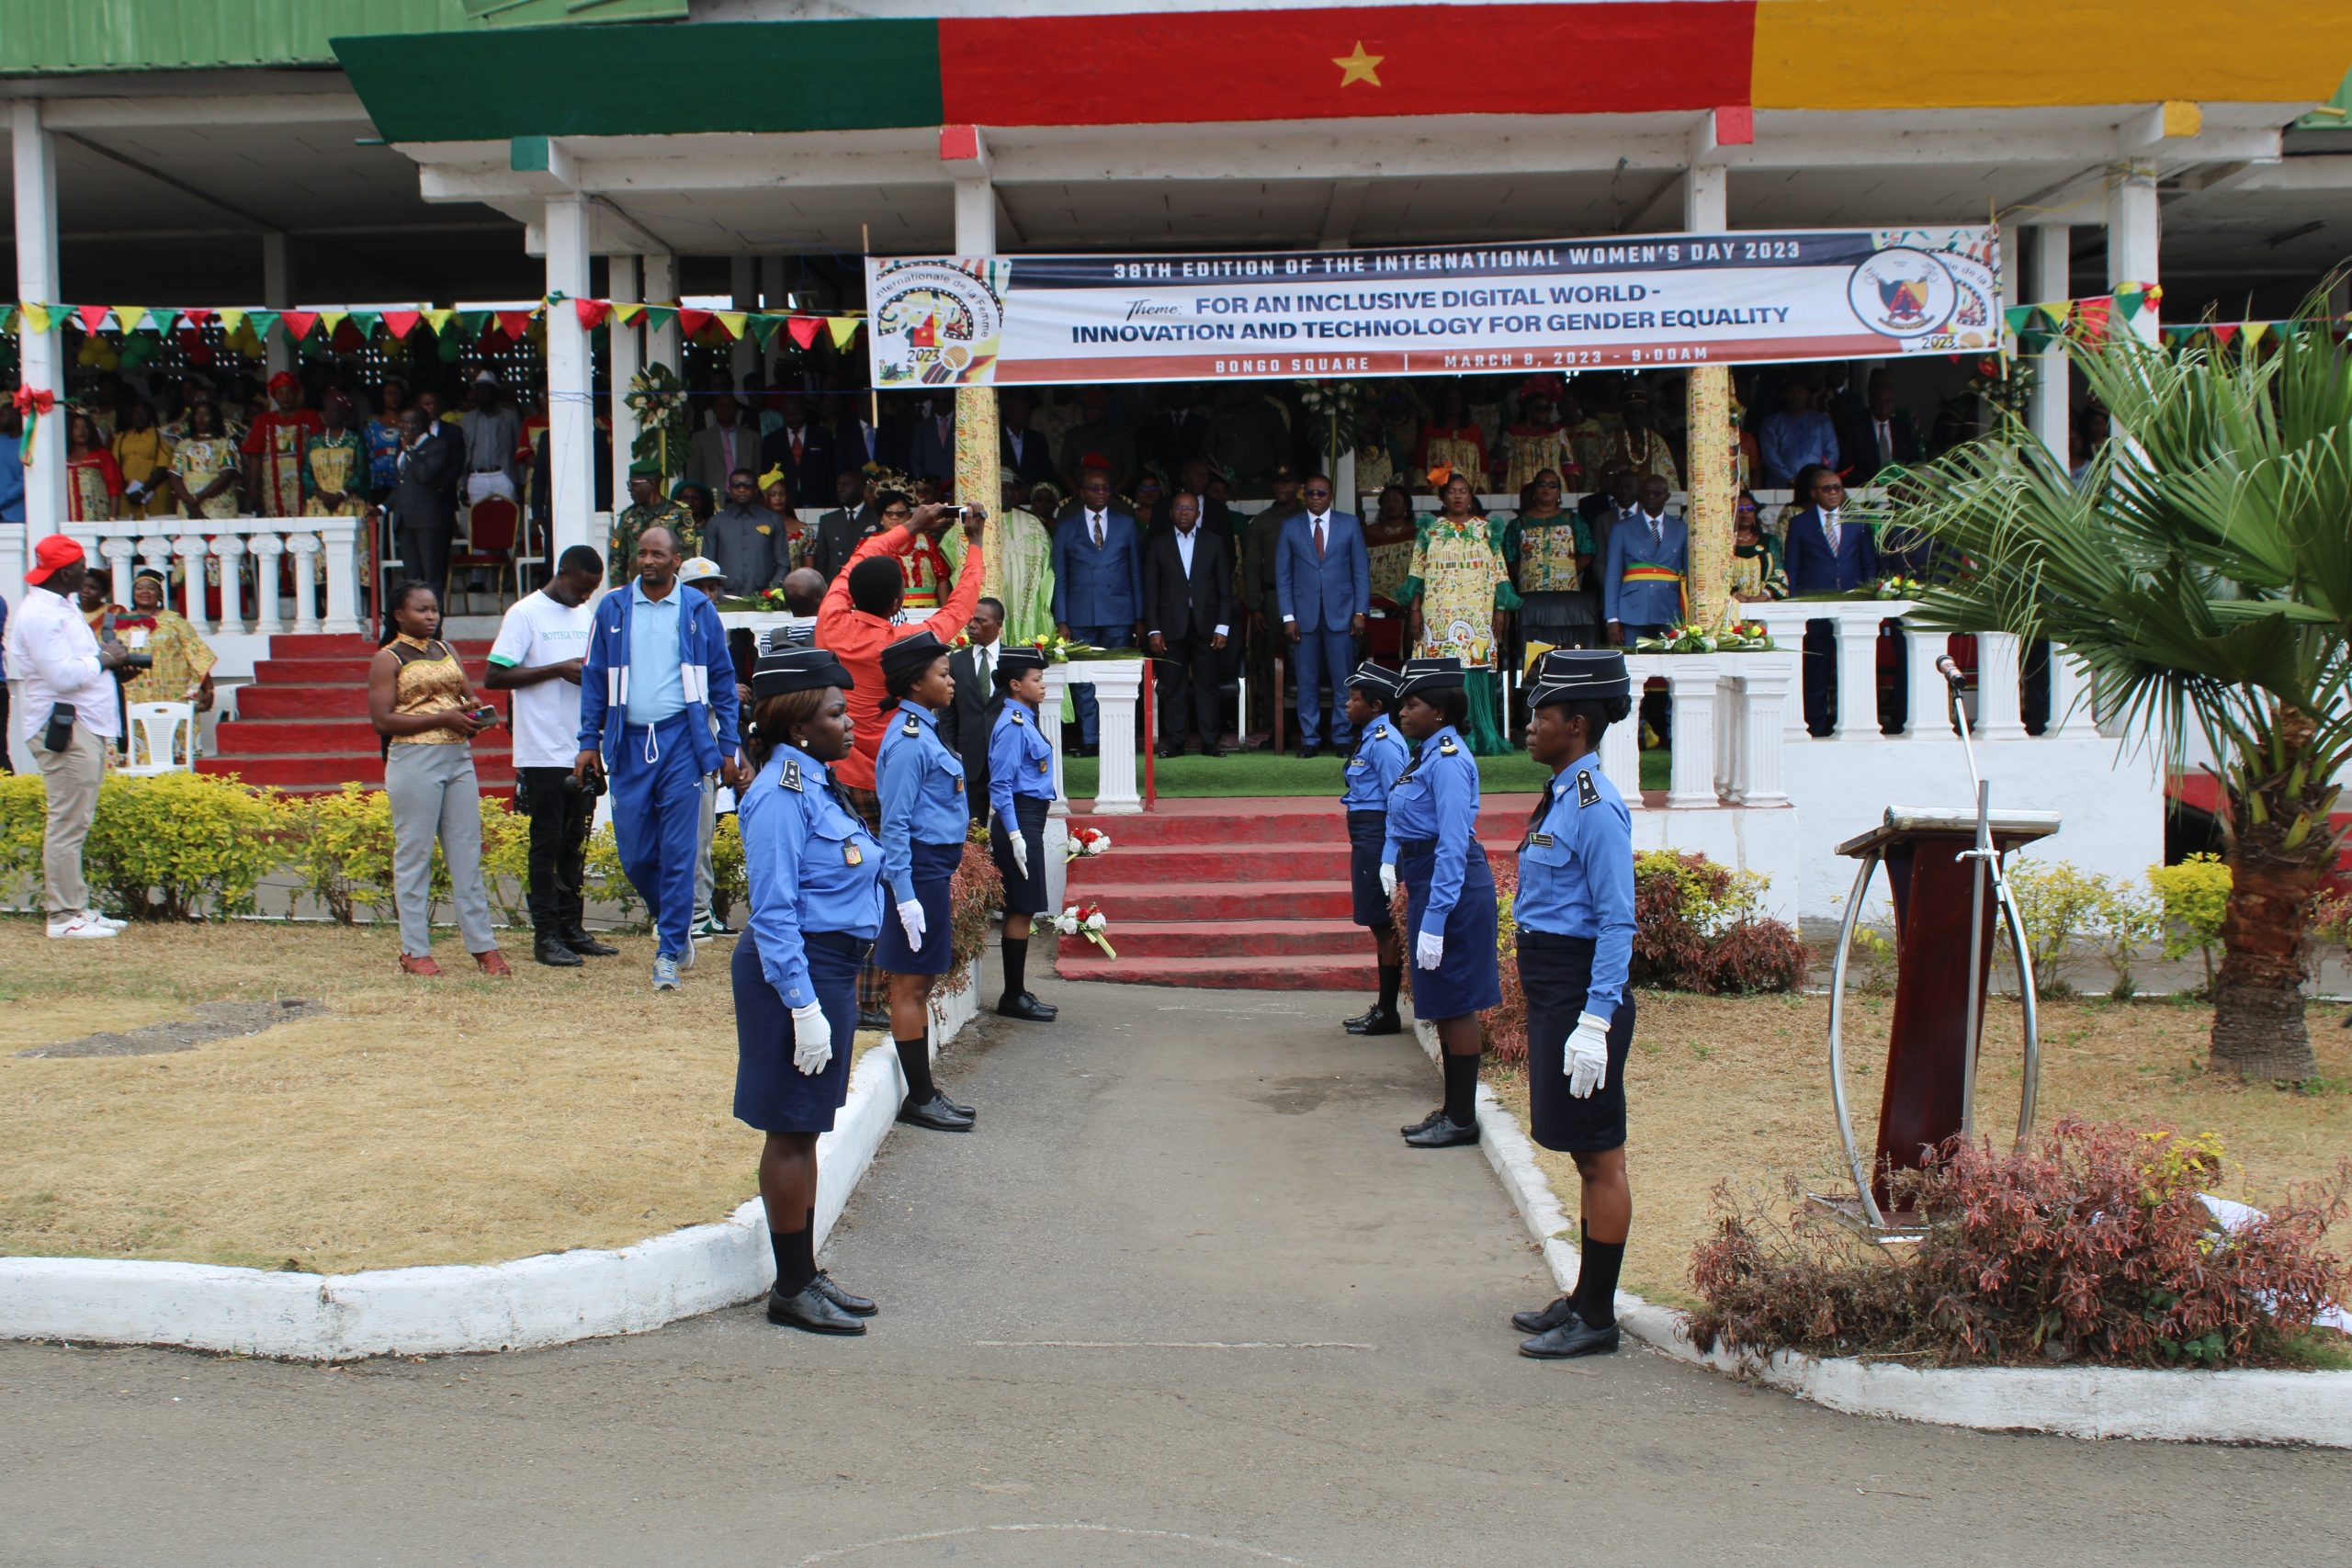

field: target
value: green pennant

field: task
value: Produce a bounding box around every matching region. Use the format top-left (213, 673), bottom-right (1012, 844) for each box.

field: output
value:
top-left (0, 304), bottom-right (16, 333)
top-left (348, 310), bottom-right (381, 339)
top-left (2018, 329), bottom-right (2052, 355)
top-left (144, 309), bottom-right (178, 337)
top-left (454, 310), bottom-right (491, 336)
top-left (246, 309), bottom-right (281, 341)
top-left (748, 312), bottom-right (782, 350)
top-left (2002, 305), bottom-right (2033, 335)
top-left (640, 305), bottom-right (677, 333)
top-left (2272, 319), bottom-right (2305, 341)
top-left (2113, 288), bottom-right (2144, 323)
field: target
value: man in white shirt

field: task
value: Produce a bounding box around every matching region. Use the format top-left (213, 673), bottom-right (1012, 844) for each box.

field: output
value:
top-left (5, 536), bottom-right (131, 938)
top-left (484, 545), bottom-right (612, 968)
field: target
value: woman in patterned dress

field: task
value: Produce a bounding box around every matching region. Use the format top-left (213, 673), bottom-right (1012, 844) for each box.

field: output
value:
top-left (166, 400), bottom-right (243, 520)
top-left (1504, 469), bottom-right (1596, 655)
top-left (302, 394), bottom-right (370, 517)
top-left (1415, 384), bottom-right (1486, 496)
top-left (64, 411), bottom-right (124, 523)
top-left (1396, 468), bottom-right (1520, 754)
top-left (1501, 393), bottom-right (1581, 497)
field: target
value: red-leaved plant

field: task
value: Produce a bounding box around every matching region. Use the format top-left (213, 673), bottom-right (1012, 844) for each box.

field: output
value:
top-left (1689, 1119), bottom-right (2352, 1369)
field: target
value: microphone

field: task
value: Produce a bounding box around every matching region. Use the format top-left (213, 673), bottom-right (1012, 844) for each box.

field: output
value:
top-left (1935, 654), bottom-right (1966, 687)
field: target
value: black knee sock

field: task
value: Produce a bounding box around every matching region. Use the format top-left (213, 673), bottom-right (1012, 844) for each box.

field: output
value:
top-left (1442, 1050), bottom-right (1479, 1126)
top-left (1377, 963), bottom-right (1401, 1012)
top-left (770, 1224), bottom-right (815, 1296)
top-left (1577, 1236), bottom-right (1626, 1328)
top-left (895, 1035), bottom-right (934, 1103)
top-left (1001, 934), bottom-right (1029, 998)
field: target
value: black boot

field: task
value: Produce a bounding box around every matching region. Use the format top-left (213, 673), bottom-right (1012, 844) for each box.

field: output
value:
top-left (563, 927), bottom-right (618, 958)
top-left (534, 931), bottom-right (583, 968)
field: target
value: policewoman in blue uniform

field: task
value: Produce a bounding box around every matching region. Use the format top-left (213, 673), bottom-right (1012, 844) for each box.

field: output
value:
top-left (1340, 660), bottom-right (1411, 1038)
top-left (987, 644), bottom-right (1059, 1023)
top-left (732, 644), bottom-right (886, 1337)
top-left (875, 629), bottom-right (978, 1134)
top-left (1508, 649), bottom-right (1638, 1359)
top-left (1379, 656), bottom-right (1503, 1149)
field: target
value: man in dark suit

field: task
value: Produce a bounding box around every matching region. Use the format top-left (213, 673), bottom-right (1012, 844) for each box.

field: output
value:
top-left (1141, 386), bottom-right (1210, 480)
top-left (1145, 489), bottom-right (1237, 757)
top-left (1272, 473), bottom-right (1370, 756)
top-left (1781, 468), bottom-right (1880, 736)
top-left (904, 397), bottom-right (956, 487)
top-left (999, 390), bottom-right (1058, 488)
top-left (386, 406), bottom-right (460, 593)
top-left (809, 469), bottom-right (881, 581)
top-left (1051, 468), bottom-right (1145, 757)
top-left (831, 400), bottom-right (894, 473)
top-left (1839, 371), bottom-right (1922, 483)
top-left (759, 394), bottom-right (836, 506)
top-left (938, 595), bottom-right (1005, 821)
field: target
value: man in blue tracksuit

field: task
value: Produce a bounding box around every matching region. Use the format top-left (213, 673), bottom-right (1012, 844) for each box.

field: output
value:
top-left (573, 525), bottom-right (746, 990)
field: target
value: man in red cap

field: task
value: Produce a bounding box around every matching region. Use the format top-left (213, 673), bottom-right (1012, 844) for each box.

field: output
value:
top-left (4, 535), bottom-right (132, 939)
top-left (242, 370), bottom-right (322, 517)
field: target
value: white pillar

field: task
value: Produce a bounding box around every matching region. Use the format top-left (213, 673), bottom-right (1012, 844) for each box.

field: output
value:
top-left (1832, 606), bottom-right (1879, 740)
top-left (544, 195), bottom-right (595, 564)
top-left (955, 176), bottom-right (997, 254)
top-left (760, 255), bottom-right (786, 378)
top-left (642, 251), bottom-right (682, 373)
top-left (1683, 164), bottom-right (1727, 231)
top-left (729, 254), bottom-right (757, 386)
top-left (2106, 163), bottom-right (2160, 345)
top-left (1079, 662), bottom-right (1143, 816)
top-left (1902, 615), bottom-right (1956, 741)
top-left (1731, 658), bottom-right (1792, 808)
top-left (1600, 660), bottom-right (1646, 800)
top-left (607, 254), bottom-right (642, 527)
top-left (11, 100), bottom-right (68, 531)
top-left (261, 231), bottom-right (293, 379)
top-left (2028, 224), bottom-right (2073, 464)
top-left (319, 517), bottom-right (360, 635)
top-left (1975, 631), bottom-right (2029, 740)
top-left (1665, 660), bottom-right (1722, 808)
top-left (2045, 642), bottom-right (2091, 737)
top-left (249, 531), bottom-right (284, 631)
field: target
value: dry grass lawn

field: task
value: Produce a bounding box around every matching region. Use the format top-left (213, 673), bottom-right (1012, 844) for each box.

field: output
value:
top-left (1487, 990), bottom-right (2352, 1308)
top-left (0, 918), bottom-right (891, 1273)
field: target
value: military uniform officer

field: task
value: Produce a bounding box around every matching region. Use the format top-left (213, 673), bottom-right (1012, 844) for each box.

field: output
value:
top-left (987, 645), bottom-right (1060, 1023)
top-left (1379, 657), bottom-right (1503, 1148)
top-left (608, 460), bottom-right (702, 587)
top-left (1509, 649), bottom-right (1639, 1359)
top-left (1339, 660), bottom-right (1412, 1036)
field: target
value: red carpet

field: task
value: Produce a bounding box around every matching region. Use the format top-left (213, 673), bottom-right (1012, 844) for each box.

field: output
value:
top-left (200, 633), bottom-right (507, 793)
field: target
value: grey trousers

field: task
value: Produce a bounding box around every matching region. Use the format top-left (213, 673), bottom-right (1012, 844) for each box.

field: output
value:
top-left (385, 741), bottom-right (498, 957)
top-left (693, 772), bottom-right (717, 926)
top-left (32, 724), bottom-right (106, 921)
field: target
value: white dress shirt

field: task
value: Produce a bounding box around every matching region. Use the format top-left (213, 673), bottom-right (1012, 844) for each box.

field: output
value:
top-left (1154, 525), bottom-right (1229, 639)
top-left (6, 586), bottom-right (119, 740)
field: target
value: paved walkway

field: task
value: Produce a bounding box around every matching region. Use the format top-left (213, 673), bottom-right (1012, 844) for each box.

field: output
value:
top-left (4, 976), bottom-right (2345, 1566)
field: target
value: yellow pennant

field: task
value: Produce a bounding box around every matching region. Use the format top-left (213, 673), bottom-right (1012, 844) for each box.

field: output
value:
top-left (826, 316), bottom-right (862, 350)
top-left (113, 305), bottom-right (149, 333)
top-left (421, 308), bottom-right (455, 335)
top-left (20, 301), bottom-right (58, 334)
top-left (612, 301), bottom-right (646, 326)
top-left (2241, 321), bottom-right (2269, 350)
top-left (319, 310), bottom-right (350, 337)
top-left (217, 308), bottom-right (248, 336)
top-left (715, 310), bottom-right (748, 341)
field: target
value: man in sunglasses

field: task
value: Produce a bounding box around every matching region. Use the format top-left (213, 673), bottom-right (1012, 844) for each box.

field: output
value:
top-left (703, 467), bottom-right (783, 596)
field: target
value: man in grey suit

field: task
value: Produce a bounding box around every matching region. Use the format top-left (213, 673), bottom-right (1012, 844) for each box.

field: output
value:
top-left (685, 394), bottom-right (760, 498)
top-left (1273, 473), bottom-right (1370, 756)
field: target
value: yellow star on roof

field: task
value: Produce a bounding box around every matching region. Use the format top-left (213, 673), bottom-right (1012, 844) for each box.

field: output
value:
top-left (1333, 40), bottom-right (1384, 88)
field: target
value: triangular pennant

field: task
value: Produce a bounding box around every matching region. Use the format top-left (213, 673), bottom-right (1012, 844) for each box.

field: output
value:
top-left (826, 317), bottom-right (862, 350)
top-left (714, 310), bottom-right (747, 341)
top-left (2112, 288), bottom-right (2142, 322)
top-left (379, 309), bottom-right (420, 337)
top-left (496, 309), bottom-right (534, 341)
top-left (2272, 319), bottom-right (2305, 342)
top-left (2038, 300), bottom-right (2072, 328)
top-left (178, 308), bottom-right (213, 328)
top-left (246, 310), bottom-right (281, 341)
top-left (786, 315), bottom-right (823, 350)
top-left (20, 302), bottom-right (57, 333)
top-left (2003, 305), bottom-right (2033, 335)
top-left (347, 310), bottom-right (381, 338)
top-left (420, 308), bottom-right (454, 334)
top-left (2018, 330), bottom-right (2052, 355)
top-left (319, 310), bottom-right (349, 338)
top-left (640, 305), bottom-right (677, 333)
top-left (279, 309), bottom-right (319, 340)
top-left (2210, 322), bottom-right (2240, 348)
top-left (75, 305), bottom-right (114, 333)
top-left (2072, 299), bottom-right (2110, 342)
top-left (144, 309), bottom-right (178, 337)
top-left (454, 310), bottom-right (490, 336)
top-left (573, 299), bottom-right (612, 331)
top-left (217, 308), bottom-right (248, 336)
top-left (747, 313), bottom-right (781, 349)
top-left (2241, 321), bottom-right (2269, 350)
top-left (612, 301), bottom-right (645, 327)
top-left (676, 307), bottom-right (713, 338)
top-left (112, 305), bottom-right (150, 333)
top-left (0, 304), bottom-right (16, 333)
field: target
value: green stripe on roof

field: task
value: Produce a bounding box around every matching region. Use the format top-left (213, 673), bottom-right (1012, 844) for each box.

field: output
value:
top-left (334, 19), bottom-right (943, 141)
top-left (0, 0), bottom-right (474, 76)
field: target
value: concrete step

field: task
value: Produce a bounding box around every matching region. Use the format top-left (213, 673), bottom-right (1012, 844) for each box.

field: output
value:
top-left (1055, 951), bottom-right (1375, 990)
top-left (1062, 917), bottom-right (1366, 960)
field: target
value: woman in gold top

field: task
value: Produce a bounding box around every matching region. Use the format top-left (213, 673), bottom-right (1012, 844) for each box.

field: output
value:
top-left (367, 581), bottom-right (508, 978)
top-left (116, 570), bottom-right (219, 762)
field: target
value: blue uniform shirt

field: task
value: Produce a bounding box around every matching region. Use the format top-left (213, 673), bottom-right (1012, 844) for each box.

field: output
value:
top-left (1381, 722), bottom-right (1481, 938)
top-left (876, 702), bottom-right (970, 905)
top-left (987, 697), bottom-right (1057, 826)
top-left (739, 743), bottom-right (884, 1008)
top-left (1340, 717), bottom-right (1410, 812)
top-left (623, 578), bottom-right (685, 726)
top-left (1514, 759), bottom-right (1636, 1016)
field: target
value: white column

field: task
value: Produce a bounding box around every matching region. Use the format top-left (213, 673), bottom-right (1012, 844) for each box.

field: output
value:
top-left (319, 517), bottom-right (360, 634)
top-left (1080, 662), bottom-right (1144, 816)
top-left (2045, 642), bottom-right (2091, 736)
top-left (12, 100), bottom-right (68, 531)
top-left (1975, 631), bottom-right (2028, 740)
top-left (2106, 162), bottom-right (2161, 345)
top-left (642, 251), bottom-right (682, 372)
top-left (760, 255), bottom-right (786, 379)
top-left (99, 536), bottom-right (137, 610)
top-left (211, 534), bottom-right (245, 632)
top-left (290, 533), bottom-right (326, 633)
top-left (1600, 663), bottom-right (1645, 801)
top-left (729, 254), bottom-right (757, 386)
top-left (174, 531), bottom-right (209, 632)
top-left (261, 231), bottom-right (293, 379)
top-left (1683, 164), bottom-right (1727, 231)
top-left (1043, 666), bottom-right (1071, 818)
top-left (955, 175), bottom-right (997, 254)
top-left (1732, 658), bottom-right (1792, 807)
top-left (1832, 606), bottom-right (1879, 740)
top-left (1665, 660), bottom-right (1722, 808)
top-left (1902, 615), bottom-right (1956, 741)
top-left (544, 195), bottom-right (595, 564)
top-left (1713, 668), bottom-right (1738, 800)
top-left (606, 254), bottom-right (642, 527)
top-left (249, 531), bottom-right (285, 631)
top-left (2028, 224), bottom-right (2073, 464)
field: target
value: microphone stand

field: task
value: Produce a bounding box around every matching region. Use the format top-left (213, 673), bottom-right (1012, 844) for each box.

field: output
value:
top-left (1946, 660), bottom-right (1995, 1142)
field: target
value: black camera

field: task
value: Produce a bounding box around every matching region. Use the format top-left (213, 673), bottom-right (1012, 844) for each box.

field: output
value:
top-left (119, 651), bottom-right (153, 671)
top-left (564, 768), bottom-right (607, 801)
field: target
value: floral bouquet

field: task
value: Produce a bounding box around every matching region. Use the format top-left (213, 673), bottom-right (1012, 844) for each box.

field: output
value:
top-left (624, 362), bottom-right (690, 479)
top-left (1065, 825), bottom-right (1114, 863)
top-left (1874, 576), bottom-right (1925, 601)
top-left (1051, 901), bottom-right (1116, 959)
top-left (1713, 619), bottom-right (1776, 651)
top-left (1634, 624), bottom-right (1722, 655)
top-left (1298, 378), bottom-right (1367, 467)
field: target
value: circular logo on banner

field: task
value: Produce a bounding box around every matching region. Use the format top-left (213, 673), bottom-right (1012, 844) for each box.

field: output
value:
top-left (871, 259), bottom-right (1006, 386)
top-left (1848, 248), bottom-right (1959, 339)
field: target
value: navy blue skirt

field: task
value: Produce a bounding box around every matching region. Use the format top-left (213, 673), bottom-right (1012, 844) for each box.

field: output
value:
top-left (876, 839), bottom-right (963, 976)
top-left (1397, 837), bottom-right (1503, 1021)
top-left (1347, 809), bottom-right (1394, 930)
top-left (732, 928), bottom-right (869, 1134)
top-left (990, 794), bottom-right (1053, 916)
top-left (1519, 931), bottom-right (1636, 1153)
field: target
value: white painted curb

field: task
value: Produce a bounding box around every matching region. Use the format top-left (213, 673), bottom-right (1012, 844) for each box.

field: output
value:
top-left (0, 969), bottom-right (984, 1360)
top-left (1417, 1020), bottom-right (2352, 1447)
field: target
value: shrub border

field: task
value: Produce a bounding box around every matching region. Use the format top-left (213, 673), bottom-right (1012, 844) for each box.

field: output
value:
top-left (0, 970), bottom-right (980, 1360)
top-left (1418, 1021), bottom-right (2352, 1448)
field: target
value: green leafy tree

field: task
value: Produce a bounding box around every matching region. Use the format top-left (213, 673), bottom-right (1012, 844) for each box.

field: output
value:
top-left (1902, 304), bottom-right (2352, 1079)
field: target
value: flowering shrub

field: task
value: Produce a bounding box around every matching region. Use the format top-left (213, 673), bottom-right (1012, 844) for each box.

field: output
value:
top-left (1631, 851), bottom-right (1808, 994)
top-left (1688, 1119), bottom-right (2352, 1370)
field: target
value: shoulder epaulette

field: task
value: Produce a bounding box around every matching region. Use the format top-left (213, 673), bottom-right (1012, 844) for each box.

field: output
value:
top-left (1438, 737), bottom-right (1460, 756)
top-left (904, 716), bottom-right (922, 735)
top-left (778, 760), bottom-right (803, 793)
top-left (1576, 768), bottom-right (1600, 808)
top-left (1011, 711), bottom-right (1025, 726)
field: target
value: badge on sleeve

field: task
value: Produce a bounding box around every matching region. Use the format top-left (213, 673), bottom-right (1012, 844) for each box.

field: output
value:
top-left (779, 760), bottom-right (803, 793)
top-left (1576, 768), bottom-right (1600, 808)
top-left (1531, 832), bottom-right (1555, 847)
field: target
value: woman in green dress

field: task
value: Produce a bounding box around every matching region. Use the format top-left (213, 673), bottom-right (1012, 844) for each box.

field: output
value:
top-left (1397, 468), bottom-right (1520, 754)
top-left (1502, 468), bottom-right (1596, 654)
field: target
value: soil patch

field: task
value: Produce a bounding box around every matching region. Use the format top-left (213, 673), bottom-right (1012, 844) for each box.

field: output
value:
top-left (19, 998), bottom-right (328, 1059)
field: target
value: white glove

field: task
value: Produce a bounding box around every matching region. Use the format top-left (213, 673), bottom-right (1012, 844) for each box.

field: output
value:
top-left (1415, 929), bottom-right (1444, 969)
top-left (1565, 1012), bottom-right (1611, 1099)
top-left (1009, 831), bottom-right (1030, 879)
top-left (790, 1002), bottom-right (833, 1077)
top-left (897, 897), bottom-right (927, 946)
top-left (1378, 863), bottom-right (1397, 900)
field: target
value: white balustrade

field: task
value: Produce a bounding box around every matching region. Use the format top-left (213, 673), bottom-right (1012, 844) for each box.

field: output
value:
top-left (1598, 683), bottom-right (1643, 798)
top-left (14, 517), bottom-right (366, 637)
top-left (1726, 658), bottom-right (1793, 807)
top-left (2046, 644), bottom-right (2091, 736)
top-left (1832, 606), bottom-right (1882, 739)
top-left (1664, 662), bottom-right (1724, 808)
top-left (1975, 631), bottom-right (2028, 740)
top-left (1901, 616), bottom-right (1957, 740)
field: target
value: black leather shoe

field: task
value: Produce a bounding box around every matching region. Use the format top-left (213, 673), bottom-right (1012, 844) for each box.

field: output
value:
top-left (810, 1269), bottom-right (876, 1318)
top-left (898, 1092), bottom-right (975, 1132)
top-left (766, 1282), bottom-right (866, 1335)
top-left (534, 933), bottom-right (584, 968)
top-left (1296, 745), bottom-right (1321, 760)
top-left (938, 1093), bottom-right (976, 1118)
top-left (1342, 1005), bottom-right (1380, 1032)
top-left (1352, 1006), bottom-right (1402, 1036)
top-left (856, 1008), bottom-right (890, 1032)
top-left (1020, 991), bottom-right (1057, 1019)
top-left (563, 930), bottom-right (619, 957)
top-left (1399, 1106), bottom-right (1447, 1136)
top-left (1511, 1295), bottom-right (1578, 1335)
top-left (996, 993), bottom-right (1057, 1022)
top-left (1156, 743), bottom-right (1183, 759)
top-left (1403, 1115), bottom-right (1478, 1149)
top-left (1071, 743), bottom-right (1098, 758)
top-left (1520, 1318), bottom-right (1620, 1359)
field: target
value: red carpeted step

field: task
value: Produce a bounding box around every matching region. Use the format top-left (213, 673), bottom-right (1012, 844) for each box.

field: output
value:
top-left (252, 655), bottom-right (495, 684)
top-left (209, 718), bottom-right (388, 753)
top-left (234, 684), bottom-right (378, 720)
top-left (1094, 879), bottom-right (1357, 922)
top-left (1069, 842), bottom-right (1354, 886)
top-left (1073, 800), bottom-right (1536, 848)
top-left (198, 753), bottom-right (515, 790)
top-left (1064, 918), bottom-right (1366, 960)
top-left (263, 633), bottom-right (494, 659)
top-left (1055, 952), bottom-right (1376, 990)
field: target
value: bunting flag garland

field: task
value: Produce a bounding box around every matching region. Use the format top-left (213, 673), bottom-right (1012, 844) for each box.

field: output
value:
top-left (787, 315), bottom-right (824, 350)
top-left (246, 309), bottom-right (280, 341)
top-left (747, 313), bottom-right (781, 349)
top-left (282, 309), bottom-right (321, 340)
top-left (74, 304), bottom-right (113, 334)
top-left (379, 309), bottom-right (418, 338)
top-left (715, 310), bottom-right (747, 342)
top-left (612, 301), bottom-right (645, 327)
top-left (0, 304), bottom-right (16, 334)
top-left (640, 304), bottom-right (677, 333)
top-left (495, 308), bottom-right (534, 341)
top-left (574, 299), bottom-right (612, 331)
top-left (675, 307), bottom-right (713, 339)
top-left (827, 316), bottom-right (863, 351)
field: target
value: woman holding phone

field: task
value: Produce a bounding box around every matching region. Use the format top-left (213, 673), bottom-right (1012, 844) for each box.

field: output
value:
top-left (368, 579), bottom-right (508, 978)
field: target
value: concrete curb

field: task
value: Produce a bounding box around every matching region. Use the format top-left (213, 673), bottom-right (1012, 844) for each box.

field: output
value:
top-left (1416, 1020), bottom-right (2352, 1447)
top-left (0, 970), bottom-right (983, 1361)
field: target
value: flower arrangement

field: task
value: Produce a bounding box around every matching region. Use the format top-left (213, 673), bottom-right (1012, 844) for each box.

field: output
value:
top-left (1297, 379), bottom-right (1367, 467)
top-left (1065, 825), bottom-right (1114, 863)
top-left (1051, 900), bottom-right (1116, 958)
top-left (1874, 576), bottom-right (1925, 600)
top-left (1634, 621), bottom-right (1776, 654)
top-left (624, 362), bottom-right (690, 479)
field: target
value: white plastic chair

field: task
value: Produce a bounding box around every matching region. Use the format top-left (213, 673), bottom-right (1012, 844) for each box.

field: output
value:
top-left (120, 702), bottom-right (198, 775)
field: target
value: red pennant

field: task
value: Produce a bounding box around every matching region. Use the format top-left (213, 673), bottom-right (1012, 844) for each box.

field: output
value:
top-left (676, 307), bottom-right (714, 339)
top-left (496, 309), bottom-right (534, 341)
top-left (573, 299), bottom-right (612, 331)
top-left (380, 310), bottom-right (422, 338)
top-left (2210, 322), bottom-right (2240, 348)
top-left (280, 310), bottom-right (319, 341)
top-left (2074, 299), bottom-right (2112, 344)
top-left (75, 305), bottom-right (113, 333)
top-left (786, 315), bottom-right (823, 350)
top-left (179, 308), bottom-right (213, 328)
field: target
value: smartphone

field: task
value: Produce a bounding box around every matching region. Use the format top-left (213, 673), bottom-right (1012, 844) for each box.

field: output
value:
top-left (469, 705), bottom-right (501, 727)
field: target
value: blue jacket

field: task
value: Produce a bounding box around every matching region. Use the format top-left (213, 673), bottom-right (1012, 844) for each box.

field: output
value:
top-left (576, 581), bottom-right (743, 774)
top-left (1051, 509), bottom-right (1144, 628)
top-left (875, 703), bottom-right (969, 905)
top-left (1381, 723), bottom-right (1482, 938)
top-left (1341, 717), bottom-right (1410, 812)
top-left (1781, 506), bottom-right (1879, 596)
top-left (739, 743), bottom-right (884, 1008)
top-left (1515, 760), bottom-right (1635, 1017)
top-left (1274, 511), bottom-right (1370, 633)
top-left (988, 697), bottom-right (1057, 825)
top-left (1602, 511), bottom-right (1689, 629)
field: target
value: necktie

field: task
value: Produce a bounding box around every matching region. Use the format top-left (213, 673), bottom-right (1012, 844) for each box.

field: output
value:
top-left (1091, 512), bottom-right (1104, 548)
top-left (1650, 515), bottom-right (1664, 553)
top-left (1314, 517), bottom-right (1326, 558)
top-left (1825, 512), bottom-right (1840, 553)
top-left (791, 430), bottom-right (803, 461)
top-left (1876, 420), bottom-right (1891, 459)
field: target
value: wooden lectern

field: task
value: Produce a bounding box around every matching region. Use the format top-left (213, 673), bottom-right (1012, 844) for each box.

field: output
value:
top-left (1827, 806), bottom-right (2059, 1225)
